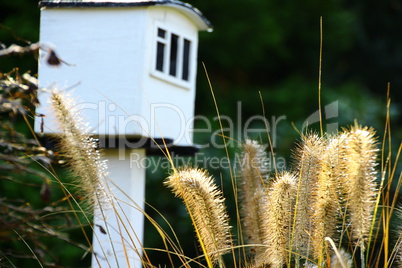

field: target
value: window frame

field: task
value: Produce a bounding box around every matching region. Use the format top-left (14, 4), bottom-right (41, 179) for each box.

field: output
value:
top-left (151, 23), bottom-right (193, 89)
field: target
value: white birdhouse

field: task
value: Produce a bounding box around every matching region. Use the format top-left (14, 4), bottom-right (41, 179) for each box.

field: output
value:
top-left (35, 1), bottom-right (211, 267)
top-left (35, 0), bottom-right (212, 147)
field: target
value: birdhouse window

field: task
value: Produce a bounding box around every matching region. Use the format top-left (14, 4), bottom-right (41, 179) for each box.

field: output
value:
top-left (169, 33), bottom-right (179, 76)
top-left (182, 39), bottom-right (191, 81)
top-left (153, 25), bottom-right (193, 88)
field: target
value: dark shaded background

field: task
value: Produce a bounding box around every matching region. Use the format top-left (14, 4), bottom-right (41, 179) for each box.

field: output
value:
top-left (0, 0), bottom-right (401, 266)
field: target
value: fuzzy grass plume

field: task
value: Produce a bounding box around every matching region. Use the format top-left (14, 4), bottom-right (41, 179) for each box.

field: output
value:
top-left (257, 172), bottom-right (297, 268)
top-left (330, 248), bottom-right (352, 268)
top-left (310, 136), bottom-right (342, 263)
top-left (340, 125), bottom-right (378, 252)
top-left (239, 139), bottom-right (270, 255)
top-left (50, 90), bottom-right (109, 212)
top-left (291, 133), bottom-right (325, 261)
top-left (165, 167), bottom-right (232, 265)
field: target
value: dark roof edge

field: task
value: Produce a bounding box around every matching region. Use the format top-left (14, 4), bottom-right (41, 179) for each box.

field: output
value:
top-left (39, 1), bottom-right (213, 31)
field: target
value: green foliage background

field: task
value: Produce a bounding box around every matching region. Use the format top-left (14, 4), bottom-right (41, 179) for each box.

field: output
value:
top-left (0, 0), bottom-right (401, 266)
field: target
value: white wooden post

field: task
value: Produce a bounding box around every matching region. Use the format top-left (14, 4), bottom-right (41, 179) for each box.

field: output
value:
top-left (92, 149), bottom-right (146, 268)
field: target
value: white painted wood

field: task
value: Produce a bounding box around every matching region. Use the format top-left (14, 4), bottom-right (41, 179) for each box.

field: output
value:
top-left (36, 7), bottom-right (148, 138)
top-left (92, 149), bottom-right (146, 268)
top-left (35, 5), bottom-right (204, 146)
top-left (142, 7), bottom-right (199, 145)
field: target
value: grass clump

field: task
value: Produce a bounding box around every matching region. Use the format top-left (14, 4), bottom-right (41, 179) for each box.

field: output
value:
top-left (233, 124), bottom-right (384, 267)
top-left (161, 122), bottom-right (391, 267)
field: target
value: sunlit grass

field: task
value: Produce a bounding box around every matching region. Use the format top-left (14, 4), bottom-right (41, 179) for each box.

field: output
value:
top-left (1, 46), bottom-right (401, 268)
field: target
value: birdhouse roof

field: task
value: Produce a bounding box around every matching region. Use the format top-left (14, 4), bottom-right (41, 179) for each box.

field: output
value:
top-left (39, 0), bottom-right (213, 31)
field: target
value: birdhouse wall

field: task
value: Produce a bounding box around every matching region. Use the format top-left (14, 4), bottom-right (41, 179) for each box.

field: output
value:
top-left (35, 6), bottom-right (199, 146)
top-left (140, 7), bottom-right (199, 145)
top-left (36, 7), bottom-right (149, 138)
